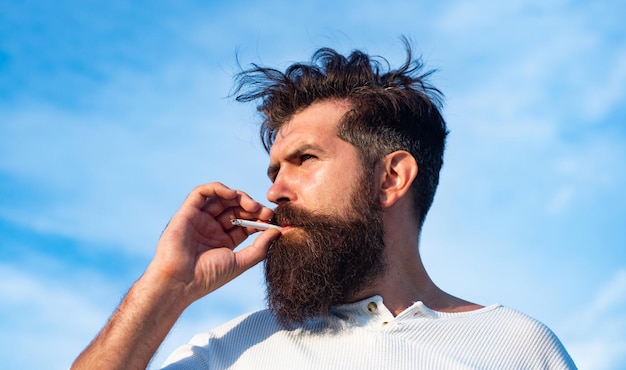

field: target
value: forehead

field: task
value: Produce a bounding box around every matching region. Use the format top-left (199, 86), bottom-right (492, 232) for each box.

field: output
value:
top-left (269, 100), bottom-right (352, 154)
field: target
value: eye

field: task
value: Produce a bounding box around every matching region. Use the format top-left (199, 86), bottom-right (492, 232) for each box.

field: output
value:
top-left (300, 154), bottom-right (316, 163)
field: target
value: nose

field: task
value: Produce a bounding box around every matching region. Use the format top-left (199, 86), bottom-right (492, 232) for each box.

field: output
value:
top-left (266, 173), bottom-right (295, 205)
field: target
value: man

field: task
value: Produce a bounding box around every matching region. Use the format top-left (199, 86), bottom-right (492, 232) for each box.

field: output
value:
top-left (72, 41), bottom-right (576, 369)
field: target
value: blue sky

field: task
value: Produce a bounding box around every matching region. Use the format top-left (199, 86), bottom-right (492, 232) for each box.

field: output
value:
top-left (1, 1), bottom-right (625, 368)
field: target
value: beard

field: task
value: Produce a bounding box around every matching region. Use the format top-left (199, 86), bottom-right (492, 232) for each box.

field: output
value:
top-left (264, 178), bottom-right (387, 326)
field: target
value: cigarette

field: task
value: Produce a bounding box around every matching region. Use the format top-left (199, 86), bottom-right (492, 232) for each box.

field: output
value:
top-left (230, 219), bottom-right (282, 230)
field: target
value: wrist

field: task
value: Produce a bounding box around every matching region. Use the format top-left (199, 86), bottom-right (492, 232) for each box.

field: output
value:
top-left (135, 266), bottom-right (193, 317)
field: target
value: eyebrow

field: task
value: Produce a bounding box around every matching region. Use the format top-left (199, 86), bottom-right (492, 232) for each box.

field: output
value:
top-left (267, 143), bottom-right (321, 181)
top-left (267, 163), bottom-right (279, 182)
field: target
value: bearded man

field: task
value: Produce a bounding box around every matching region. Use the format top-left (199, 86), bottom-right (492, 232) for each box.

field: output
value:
top-left (72, 41), bottom-right (576, 369)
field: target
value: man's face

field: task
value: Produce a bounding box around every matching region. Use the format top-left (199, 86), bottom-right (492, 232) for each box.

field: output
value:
top-left (264, 100), bottom-right (386, 325)
top-left (266, 100), bottom-right (364, 217)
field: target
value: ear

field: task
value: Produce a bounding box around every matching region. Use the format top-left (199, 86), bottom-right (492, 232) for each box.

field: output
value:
top-left (377, 150), bottom-right (418, 208)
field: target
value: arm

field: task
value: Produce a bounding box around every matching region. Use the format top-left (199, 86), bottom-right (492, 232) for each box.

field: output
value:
top-left (71, 182), bottom-right (279, 370)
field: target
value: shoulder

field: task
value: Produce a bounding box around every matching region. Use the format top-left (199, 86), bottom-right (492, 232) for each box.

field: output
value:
top-left (466, 305), bottom-right (577, 368)
top-left (444, 305), bottom-right (561, 344)
top-left (409, 303), bottom-right (576, 368)
top-left (477, 305), bottom-right (560, 338)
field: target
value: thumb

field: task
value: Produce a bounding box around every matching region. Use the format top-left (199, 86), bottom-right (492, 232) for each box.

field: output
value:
top-left (234, 228), bottom-right (281, 270)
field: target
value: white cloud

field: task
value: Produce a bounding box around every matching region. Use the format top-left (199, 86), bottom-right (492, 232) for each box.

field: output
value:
top-left (0, 246), bottom-right (267, 369)
top-left (0, 262), bottom-right (123, 369)
top-left (546, 186), bottom-right (576, 215)
top-left (562, 269), bottom-right (626, 369)
top-left (581, 50), bottom-right (626, 122)
top-left (0, 60), bottom-right (271, 257)
top-left (432, 0), bottom-right (626, 131)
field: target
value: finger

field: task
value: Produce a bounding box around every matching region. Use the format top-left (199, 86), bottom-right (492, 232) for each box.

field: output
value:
top-left (234, 228), bottom-right (281, 270)
top-left (187, 182), bottom-right (237, 209)
top-left (212, 209), bottom-right (275, 249)
top-left (217, 207), bottom-right (276, 230)
top-left (200, 187), bottom-right (264, 217)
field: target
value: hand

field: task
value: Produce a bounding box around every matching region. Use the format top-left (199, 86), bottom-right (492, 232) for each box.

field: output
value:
top-left (71, 182), bottom-right (279, 370)
top-left (145, 182), bottom-right (280, 307)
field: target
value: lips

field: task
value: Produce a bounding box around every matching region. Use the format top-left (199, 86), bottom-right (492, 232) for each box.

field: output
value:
top-left (269, 218), bottom-right (287, 227)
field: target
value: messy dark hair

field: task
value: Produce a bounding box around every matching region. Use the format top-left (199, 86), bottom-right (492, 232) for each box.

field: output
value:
top-left (233, 39), bottom-right (448, 228)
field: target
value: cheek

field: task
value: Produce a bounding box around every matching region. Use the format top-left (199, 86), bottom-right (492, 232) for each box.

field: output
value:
top-left (297, 171), bottom-right (340, 211)
top-left (320, 176), bottom-right (358, 213)
top-left (300, 156), bottom-right (362, 212)
top-left (299, 176), bottom-right (327, 209)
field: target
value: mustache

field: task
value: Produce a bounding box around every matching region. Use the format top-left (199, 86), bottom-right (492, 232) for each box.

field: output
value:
top-left (271, 204), bottom-right (336, 229)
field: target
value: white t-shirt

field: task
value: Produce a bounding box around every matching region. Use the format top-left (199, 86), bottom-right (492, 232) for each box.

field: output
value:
top-left (161, 295), bottom-right (576, 369)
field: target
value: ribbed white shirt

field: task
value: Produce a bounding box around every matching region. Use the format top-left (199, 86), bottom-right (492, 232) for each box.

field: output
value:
top-left (161, 295), bottom-right (576, 369)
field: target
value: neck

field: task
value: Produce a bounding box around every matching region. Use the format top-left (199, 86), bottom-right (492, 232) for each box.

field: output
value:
top-left (352, 217), bottom-right (482, 316)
